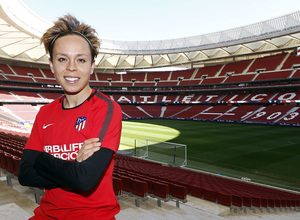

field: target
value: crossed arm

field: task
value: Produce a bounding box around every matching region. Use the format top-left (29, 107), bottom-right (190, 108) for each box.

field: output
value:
top-left (18, 138), bottom-right (113, 192)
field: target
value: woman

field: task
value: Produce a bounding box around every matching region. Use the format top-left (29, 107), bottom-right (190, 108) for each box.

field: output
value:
top-left (18, 14), bottom-right (122, 220)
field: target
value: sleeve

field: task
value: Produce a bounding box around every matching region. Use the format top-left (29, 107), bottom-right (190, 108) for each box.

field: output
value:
top-left (34, 148), bottom-right (114, 191)
top-left (18, 149), bottom-right (59, 189)
top-left (18, 108), bottom-right (58, 189)
top-left (33, 100), bottom-right (122, 192)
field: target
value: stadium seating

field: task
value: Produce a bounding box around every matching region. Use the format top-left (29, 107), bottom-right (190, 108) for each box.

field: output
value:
top-left (163, 105), bottom-right (191, 118)
top-left (254, 70), bottom-right (293, 81)
top-left (281, 52), bottom-right (300, 69)
top-left (246, 53), bottom-right (287, 72)
top-left (113, 154), bottom-right (300, 209)
top-left (200, 77), bottom-right (225, 85)
top-left (112, 176), bottom-right (123, 199)
top-left (10, 65), bottom-right (44, 77)
top-left (138, 105), bottom-right (163, 118)
top-left (96, 72), bottom-right (121, 81)
top-left (1, 52), bottom-right (300, 211)
top-left (146, 71), bottom-right (170, 81)
top-left (1, 90), bottom-right (300, 126)
top-left (219, 59), bottom-right (253, 77)
top-left (178, 79), bottom-right (201, 86)
top-left (0, 63), bottom-right (14, 74)
top-left (194, 64), bottom-right (223, 78)
top-left (121, 105), bottom-right (151, 118)
top-left (170, 69), bottom-right (195, 81)
top-left (0, 129), bottom-right (299, 210)
top-left (0, 91), bottom-right (19, 100)
top-left (222, 73), bottom-right (256, 83)
top-left (123, 72), bottom-right (146, 82)
top-left (133, 81), bottom-right (156, 87)
top-left (4, 75), bottom-right (35, 82)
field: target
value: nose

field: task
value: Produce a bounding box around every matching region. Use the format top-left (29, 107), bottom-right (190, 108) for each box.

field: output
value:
top-left (67, 60), bottom-right (77, 71)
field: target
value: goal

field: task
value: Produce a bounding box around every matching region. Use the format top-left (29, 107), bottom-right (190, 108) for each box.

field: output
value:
top-left (145, 139), bottom-right (187, 167)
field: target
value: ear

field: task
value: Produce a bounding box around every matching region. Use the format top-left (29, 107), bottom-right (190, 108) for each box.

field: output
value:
top-left (90, 60), bottom-right (95, 75)
top-left (49, 58), bottom-right (55, 74)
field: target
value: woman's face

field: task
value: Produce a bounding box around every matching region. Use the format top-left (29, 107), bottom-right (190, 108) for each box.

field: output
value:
top-left (49, 34), bottom-right (95, 97)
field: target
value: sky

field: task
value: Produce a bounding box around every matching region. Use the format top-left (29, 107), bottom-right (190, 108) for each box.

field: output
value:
top-left (22, 0), bottom-right (300, 41)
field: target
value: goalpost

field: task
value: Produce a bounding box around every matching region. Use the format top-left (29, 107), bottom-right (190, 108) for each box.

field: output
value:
top-left (144, 139), bottom-right (187, 167)
top-left (133, 139), bottom-right (148, 159)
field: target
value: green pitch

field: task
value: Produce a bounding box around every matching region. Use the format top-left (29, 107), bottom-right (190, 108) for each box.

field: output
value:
top-left (120, 119), bottom-right (300, 191)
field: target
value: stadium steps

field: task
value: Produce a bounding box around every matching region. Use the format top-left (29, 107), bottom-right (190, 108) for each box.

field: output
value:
top-left (0, 177), bottom-right (38, 219)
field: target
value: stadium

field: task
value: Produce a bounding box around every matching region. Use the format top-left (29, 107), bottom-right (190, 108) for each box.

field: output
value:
top-left (0, 0), bottom-right (300, 219)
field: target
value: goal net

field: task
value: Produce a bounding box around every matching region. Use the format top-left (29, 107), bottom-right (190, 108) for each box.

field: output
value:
top-left (145, 139), bottom-right (187, 167)
top-left (133, 139), bottom-right (148, 159)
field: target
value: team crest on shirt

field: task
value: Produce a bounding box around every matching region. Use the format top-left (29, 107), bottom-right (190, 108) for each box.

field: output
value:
top-left (75, 117), bottom-right (87, 131)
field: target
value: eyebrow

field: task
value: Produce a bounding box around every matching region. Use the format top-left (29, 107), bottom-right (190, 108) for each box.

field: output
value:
top-left (54, 53), bottom-right (90, 58)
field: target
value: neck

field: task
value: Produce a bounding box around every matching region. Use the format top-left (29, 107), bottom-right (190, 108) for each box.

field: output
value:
top-left (64, 87), bottom-right (92, 108)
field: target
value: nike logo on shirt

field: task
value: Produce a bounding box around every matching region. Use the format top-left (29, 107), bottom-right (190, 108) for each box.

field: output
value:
top-left (43, 123), bottom-right (54, 129)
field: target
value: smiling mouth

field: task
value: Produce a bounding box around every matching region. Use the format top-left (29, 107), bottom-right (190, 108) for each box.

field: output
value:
top-left (64, 76), bottom-right (80, 83)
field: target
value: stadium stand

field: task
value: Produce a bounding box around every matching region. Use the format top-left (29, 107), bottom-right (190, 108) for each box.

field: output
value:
top-left (1, 39), bottom-right (300, 217)
top-left (10, 65), bottom-right (44, 78)
top-left (123, 72), bottom-right (146, 82)
top-left (219, 59), bottom-right (253, 77)
top-left (96, 72), bottom-right (121, 81)
top-left (0, 55), bottom-right (300, 218)
top-left (246, 53), bottom-right (287, 73)
top-left (281, 52), bottom-right (300, 69)
top-left (146, 71), bottom-right (170, 81)
top-left (1, 4), bottom-right (300, 219)
top-left (194, 64), bottom-right (223, 78)
top-left (170, 69), bottom-right (195, 81)
top-left (200, 77), bottom-right (225, 85)
top-left (253, 70), bottom-right (293, 81)
top-left (111, 154), bottom-right (300, 210)
top-left (222, 73), bottom-right (256, 83)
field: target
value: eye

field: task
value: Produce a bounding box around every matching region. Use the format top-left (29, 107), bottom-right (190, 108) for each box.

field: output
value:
top-left (78, 58), bottom-right (86, 63)
top-left (58, 57), bottom-right (66, 62)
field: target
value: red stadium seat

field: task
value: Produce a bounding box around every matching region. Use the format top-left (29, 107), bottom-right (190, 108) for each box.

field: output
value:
top-left (232, 195), bottom-right (242, 207)
top-left (0, 150), bottom-right (7, 169)
top-left (268, 198), bottom-right (275, 208)
top-left (203, 189), bottom-right (217, 202)
top-left (4, 152), bottom-right (14, 174)
top-left (153, 181), bottom-right (170, 200)
top-left (252, 197), bottom-right (261, 208)
top-left (242, 196), bottom-right (252, 208)
top-left (217, 192), bottom-right (232, 206)
top-left (170, 183), bottom-right (188, 201)
top-left (119, 175), bottom-right (132, 192)
top-left (12, 156), bottom-right (21, 176)
top-left (113, 177), bottom-right (123, 198)
top-left (131, 179), bottom-right (148, 198)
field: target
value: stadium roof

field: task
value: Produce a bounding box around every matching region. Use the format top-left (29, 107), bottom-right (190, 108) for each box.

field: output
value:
top-left (1, 0), bottom-right (300, 72)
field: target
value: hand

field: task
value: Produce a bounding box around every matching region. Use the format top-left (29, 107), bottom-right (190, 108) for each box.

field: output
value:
top-left (76, 138), bottom-right (101, 162)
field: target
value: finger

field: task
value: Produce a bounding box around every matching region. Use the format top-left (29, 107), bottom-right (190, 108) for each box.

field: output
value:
top-left (83, 138), bottom-right (100, 145)
top-left (76, 142), bottom-right (101, 162)
top-left (81, 140), bottom-right (100, 151)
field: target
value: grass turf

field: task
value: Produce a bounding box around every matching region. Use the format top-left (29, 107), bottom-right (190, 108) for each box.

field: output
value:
top-left (120, 119), bottom-right (300, 191)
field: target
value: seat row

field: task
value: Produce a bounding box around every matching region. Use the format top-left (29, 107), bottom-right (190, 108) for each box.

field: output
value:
top-left (0, 132), bottom-right (25, 179)
top-left (0, 132), bottom-right (299, 211)
top-left (0, 149), bottom-right (21, 178)
top-left (113, 168), bottom-right (188, 207)
top-left (114, 155), bottom-right (300, 211)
